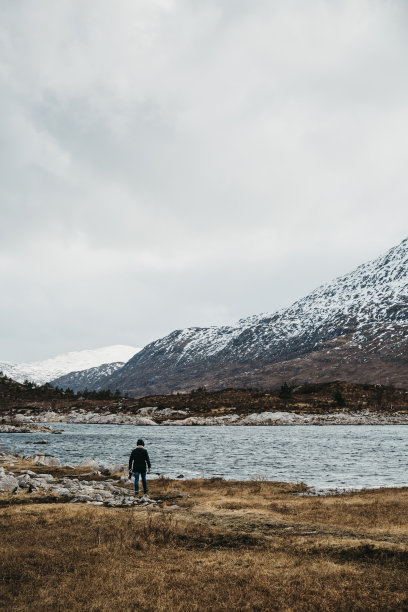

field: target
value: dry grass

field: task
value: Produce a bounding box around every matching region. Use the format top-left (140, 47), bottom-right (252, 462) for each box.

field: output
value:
top-left (1, 477), bottom-right (408, 611)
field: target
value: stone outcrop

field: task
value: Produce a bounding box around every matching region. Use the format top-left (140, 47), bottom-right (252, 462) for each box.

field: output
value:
top-left (0, 453), bottom-right (164, 509)
top-left (0, 423), bottom-right (59, 434)
top-left (32, 455), bottom-right (62, 467)
top-left (0, 474), bottom-right (19, 492)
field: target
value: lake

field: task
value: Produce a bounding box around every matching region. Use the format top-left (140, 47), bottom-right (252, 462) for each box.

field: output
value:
top-left (1, 424), bottom-right (407, 491)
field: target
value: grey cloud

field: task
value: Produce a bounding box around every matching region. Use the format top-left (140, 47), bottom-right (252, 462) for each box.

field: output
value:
top-left (0, 0), bottom-right (407, 360)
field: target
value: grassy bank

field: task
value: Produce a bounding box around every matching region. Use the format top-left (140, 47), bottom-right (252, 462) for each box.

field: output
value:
top-left (1, 476), bottom-right (408, 611)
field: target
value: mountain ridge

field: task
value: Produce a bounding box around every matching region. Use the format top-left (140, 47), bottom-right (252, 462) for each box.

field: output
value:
top-left (0, 345), bottom-right (140, 385)
top-left (97, 238), bottom-right (407, 396)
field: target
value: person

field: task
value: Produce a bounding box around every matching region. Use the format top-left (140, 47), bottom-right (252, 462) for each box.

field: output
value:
top-left (129, 439), bottom-right (151, 495)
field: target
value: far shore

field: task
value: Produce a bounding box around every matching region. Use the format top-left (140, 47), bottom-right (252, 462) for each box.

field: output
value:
top-left (2, 406), bottom-right (408, 428)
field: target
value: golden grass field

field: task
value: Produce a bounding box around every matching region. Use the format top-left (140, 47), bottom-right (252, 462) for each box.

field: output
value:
top-left (1, 471), bottom-right (408, 611)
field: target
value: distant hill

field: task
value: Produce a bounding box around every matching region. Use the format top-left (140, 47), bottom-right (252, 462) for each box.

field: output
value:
top-left (51, 362), bottom-right (125, 393)
top-left (0, 345), bottom-right (140, 385)
top-left (96, 238), bottom-right (407, 396)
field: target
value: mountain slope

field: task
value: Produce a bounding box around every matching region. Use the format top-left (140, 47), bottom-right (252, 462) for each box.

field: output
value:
top-left (87, 239), bottom-right (408, 396)
top-left (51, 362), bottom-right (126, 392)
top-left (0, 345), bottom-right (140, 385)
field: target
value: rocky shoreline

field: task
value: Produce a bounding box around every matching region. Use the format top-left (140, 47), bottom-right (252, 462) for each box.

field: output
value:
top-left (0, 451), bottom-right (184, 510)
top-left (0, 423), bottom-right (62, 434)
top-left (3, 406), bottom-right (408, 426)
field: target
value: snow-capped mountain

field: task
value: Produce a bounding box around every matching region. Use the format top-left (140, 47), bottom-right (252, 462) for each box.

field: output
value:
top-left (0, 345), bottom-right (140, 385)
top-left (51, 362), bottom-right (126, 392)
top-left (99, 238), bottom-right (407, 396)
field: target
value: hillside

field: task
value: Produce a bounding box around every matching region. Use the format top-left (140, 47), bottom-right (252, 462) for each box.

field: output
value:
top-left (51, 362), bottom-right (125, 392)
top-left (1, 374), bottom-right (407, 420)
top-left (98, 238), bottom-right (408, 396)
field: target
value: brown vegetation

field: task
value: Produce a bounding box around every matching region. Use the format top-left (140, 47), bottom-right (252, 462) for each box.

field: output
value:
top-left (1, 476), bottom-right (408, 611)
top-left (1, 377), bottom-right (407, 420)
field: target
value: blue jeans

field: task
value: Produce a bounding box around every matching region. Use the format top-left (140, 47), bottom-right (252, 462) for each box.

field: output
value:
top-left (133, 471), bottom-right (148, 494)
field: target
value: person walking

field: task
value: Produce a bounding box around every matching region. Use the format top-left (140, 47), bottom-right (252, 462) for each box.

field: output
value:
top-left (129, 439), bottom-right (151, 495)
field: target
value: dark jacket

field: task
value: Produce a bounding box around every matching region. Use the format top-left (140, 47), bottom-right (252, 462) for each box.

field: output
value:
top-left (129, 446), bottom-right (151, 474)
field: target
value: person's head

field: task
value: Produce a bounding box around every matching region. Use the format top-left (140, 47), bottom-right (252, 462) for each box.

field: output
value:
top-left (137, 439), bottom-right (145, 447)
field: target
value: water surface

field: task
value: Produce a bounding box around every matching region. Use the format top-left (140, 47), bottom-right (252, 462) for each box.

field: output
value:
top-left (1, 424), bottom-right (407, 491)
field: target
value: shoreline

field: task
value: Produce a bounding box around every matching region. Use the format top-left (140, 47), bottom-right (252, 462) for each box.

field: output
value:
top-left (0, 450), bottom-right (407, 495)
top-left (3, 407), bottom-right (408, 427)
top-left (2, 452), bottom-right (408, 610)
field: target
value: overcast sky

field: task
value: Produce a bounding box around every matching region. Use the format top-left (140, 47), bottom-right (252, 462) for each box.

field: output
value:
top-left (1, 0), bottom-right (407, 361)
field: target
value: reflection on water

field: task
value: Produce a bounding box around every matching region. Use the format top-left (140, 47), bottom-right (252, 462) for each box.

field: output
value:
top-left (1, 424), bottom-right (407, 490)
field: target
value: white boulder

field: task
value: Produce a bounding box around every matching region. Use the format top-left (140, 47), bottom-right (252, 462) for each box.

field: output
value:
top-left (78, 458), bottom-right (99, 470)
top-left (33, 454), bottom-right (61, 467)
top-left (18, 474), bottom-right (31, 488)
top-left (0, 475), bottom-right (19, 492)
top-left (54, 488), bottom-right (71, 496)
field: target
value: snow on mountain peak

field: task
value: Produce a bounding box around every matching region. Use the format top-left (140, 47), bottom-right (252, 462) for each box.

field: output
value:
top-left (124, 237), bottom-right (408, 366)
top-left (0, 345), bottom-right (140, 385)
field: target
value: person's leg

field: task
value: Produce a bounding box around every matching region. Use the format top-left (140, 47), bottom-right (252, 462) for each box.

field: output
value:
top-left (134, 471), bottom-right (140, 493)
top-left (141, 472), bottom-right (148, 494)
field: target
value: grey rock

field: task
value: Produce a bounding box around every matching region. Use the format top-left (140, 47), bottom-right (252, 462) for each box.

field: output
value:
top-left (31, 479), bottom-right (52, 490)
top-left (54, 488), bottom-right (70, 496)
top-left (61, 480), bottom-right (78, 490)
top-left (100, 463), bottom-right (126, 475)
top-left (18, 474), bottom-right (31, 488)
top-left (37, 474), bottom-right (55, 482)
top-left (98, 491), bottom-right (113, 499)
top-left (78, 458), bottom-right (99, 470)
top-left (76, 494), bottom-right (92, 502)
top-left (33, 455), bottom-right (61, 467)
top-left (0, 475), bottom-right (19, 492)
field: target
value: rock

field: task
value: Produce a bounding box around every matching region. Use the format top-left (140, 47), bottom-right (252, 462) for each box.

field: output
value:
top-left (61, 480), bottom-right (78, 490)
top-left (78, 458), bottom-right (99, 470)
top-left (0, 475), bottom-right (19, 492)
top-left (18, 474), bottom-right (31, 488)
top-left (0, 467), bottom-right (5, 477)
top-left (33, 454), bottom-right (61, 467)
top-left (30, 478), bottom-right (52, 490)
top-left (76, 494), bottom-right (93, 502)
top-left (37, 474), bottom-right (55, 482)
top-left (54, 488), bottom-right (70, 496)
top-left (176, 474), bottom-right (184, 479)
top-left (100, 463), bottom-right (127, 475)
top-left (98, 491), bottom-right (113, 499)
top-left (34, 440), bottom-right (49, 445)
top-left (63, 463), bottom-right (75, 469)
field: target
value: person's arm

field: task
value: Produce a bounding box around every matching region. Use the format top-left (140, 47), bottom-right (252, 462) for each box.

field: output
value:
top-left (145, 450), bottom-right (151, 471)
top-left (128, 451), bottom-right (134, 472)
